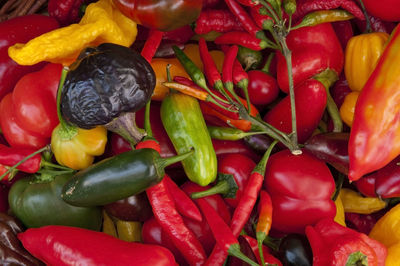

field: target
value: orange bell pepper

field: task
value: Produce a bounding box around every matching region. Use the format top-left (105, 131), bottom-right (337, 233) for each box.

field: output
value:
top-left (348, 25), bottom-right (400, 181)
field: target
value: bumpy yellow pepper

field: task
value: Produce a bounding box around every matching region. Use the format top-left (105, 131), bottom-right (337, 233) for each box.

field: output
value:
top-left (344, 32), bottom-right (389, 92)
top-left (369, 203), bottom-right (400, 266)
top-left (51, 124), bottom-right (108, 170)
top-left (340, 188), bottom-right (387, 215)
top-left (8, 0), bottom-right (137, 66)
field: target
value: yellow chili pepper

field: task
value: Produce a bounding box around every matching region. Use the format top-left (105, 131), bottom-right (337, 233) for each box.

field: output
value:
top-left (116, 220), bottom-right (142, 242)
top-left (51, 125), bottom-right (108, 170)
top-left (344, 32), bottom-right (389, 92)
top-left (369, 203), bottom-right (400, 265)
top-left (8, 0), bottom-right (137, 66)
top-left (340, 91), bottom-right (360, 127)
top-left (340, 188), bottom-right (387, 214)
top-left (334, 194), bottom-right (346, 227)
top-left (102, 210), bottom-right (118, 238)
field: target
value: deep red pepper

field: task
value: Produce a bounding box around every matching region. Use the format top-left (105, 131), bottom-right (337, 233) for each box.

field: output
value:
top-left (250, 5), bottom-right (273, 30)
top-left (193, 9), bottom-right (243, 35)
top-left (212, 139), bottom-right (260, 162)
top-left (0, 144), bottom-right (41, 174)
top-left (345, 213), bottom-right (377, 236)
top-left (241, 235), bottom-right (283, 266)
top-left (199, 37), bottom-right (223, 90)
top-left (276, 23), bottom-right (343, 93)
top-left (246, 69), bottom-right (279, 107)
top-left (264, 149), bottom-right (336, 233)
top-left (292, 0), bottom-right (365, 23)
top-left (0, 15), bottom-right (59, 101)
top-left (141, 29), bottom-right (164, 63)
top-left (222, 45), bottom-right (239, 97)
top-left (354, 174), bottom-right (377, 198)
top-left (330, 73), bottom-right (352, 109)
top-left (214, 31), bottom-right (269, 51)
top-left (48, 0), bottom-right (86, 26)
top-left (331, 20), bottom-right (353, 50)
top-left (305, 218), bottom-right (387, 266)
top-left (355, 14), bottom-right (397, 35)
top-left (19, 225), bottom-right (178, 265)
top-left (224, 0), bottom-right (264, 39)
top-left (161, 25), bottom-right (194, 44)
top-left (203, 0), bottom-right (222, 9)
top-left (263, 79), bottom-right (327, 144)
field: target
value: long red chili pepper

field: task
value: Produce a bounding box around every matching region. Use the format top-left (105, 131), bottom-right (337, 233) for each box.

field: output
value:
top-left (141, 29), bottom-right (164, 63)
top-left (224, 0), bottom-right (265, 39)
top-left (198, 37), bottom-right (224, 91)
top-left (256, 190), bottom-right (273, 266)
top-left (197, 198), bottom-right (259, 266)
top-left (250, 5), bottom-right (274, 30)
top-left (236, 0), bottom-right (258, 6)
top-left (193, 9), bottom-right (243, 35)
top-left (0, 144), bottom-right (41, 173)
top-left (214, 31), bottom-right (270, 51)
top-left (222, 45), bottom-right (239, 101)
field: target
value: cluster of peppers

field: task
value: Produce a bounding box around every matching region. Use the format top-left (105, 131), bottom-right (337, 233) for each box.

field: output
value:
top-left (1, 0), bottom-right (400, 265)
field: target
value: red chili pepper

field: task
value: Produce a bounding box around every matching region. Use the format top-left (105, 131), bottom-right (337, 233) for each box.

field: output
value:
top-left (255, 190), bottom-right (273, 265)
top-left (214, 31), bottom-right (269, 51)
top-left (292, 0), bottom-right (365, 23)
top-left (224, 0), bottom-right (265, 39)
top-left (241, 235), bottom-right (283, 266)
top-left (345, 213), bottom-right (378, 236)
top-left (222, 45), bottom-right (239, 96)
top-left (141, 29), bottom-right (164, 63)
top-left (263, 79), bottom-right (327, 144)
top-left (0, 63), bottom-right (62, 149)
top-left (305, 218), bottom-right (387, 266)
top-left (235, 0), bottom-right (258, 6)
top-left (193, 9), bottom-right (243, 35)
top-left (354, 175), bottom-right (377, 198)
top-left (250, 5), bottom-right (273, 30)
top-left (0, 144), bottom-right (41, 174)
top-left (198, 37), bottom-right (223, 90)
top-left (0, 15), bottom-right (59, 101)
top-left (48, 0), bottom-right (86, 26)
top-left (19, 225), bottom-right (178, 265)
top-left (212, 139), bottom-right (260, 162)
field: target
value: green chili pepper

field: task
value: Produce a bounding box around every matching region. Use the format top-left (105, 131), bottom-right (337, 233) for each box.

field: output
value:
top-left (207, 126), bottom-right (266, 141)
top-left (9, 173), bottom-right (102, 230)
top-left (161, 91), bottom-right (217, 186)
top-left (283, 0), bottom-right (296, 16)
top-left (61, 148), bottom-right (193, 207)
top-left (292, 9), bottom-right (354, 30)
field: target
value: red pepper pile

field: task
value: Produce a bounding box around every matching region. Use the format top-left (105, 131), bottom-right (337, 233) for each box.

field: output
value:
top-left (1, 0), bottom-right (400, 265)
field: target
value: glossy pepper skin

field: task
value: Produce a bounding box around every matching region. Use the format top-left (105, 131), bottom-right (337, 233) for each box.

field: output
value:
top-left (277, 23), bottom-right (343, 93)
top-left (264, 149), bottom-right (336, 233)
top-left (348, 25), bottom-right (400, 181)
top-left (9, 174), bottom-right (102, 230)
top-left (19, 225), bottom-right (177, 266)
top-left (339, 188), bottom-right (386, 215)
top-left (306, 218), bottom-right (387, 266)
top-left (48, 0), bottom-right (86, 26)
top-left (0, 15), bottom-right (59, 101)
top-left (113, 0), bottom-right (202, 31)
top-left (0, 63), bottom-right (62, 149)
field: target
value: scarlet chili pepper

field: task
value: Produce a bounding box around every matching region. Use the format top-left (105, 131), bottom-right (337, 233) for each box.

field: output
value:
top-left (214, 31), bottom-right (270, 51)
top-left (19, 225), bottom-right (178, 265)
top-left (141, 29), bottom-right (164, 63)
top-left (193, 9), bottom-right (243, 35)
top-left (292, 0), bottom-right (365, 23)
top-left (250, 5), bottom-right (273, 30)
top-left (48, 0), bottom-right (86, 26)
top-left (235, 0), bottom-right (258, 6)
top-left (348, 24), bottom-right (400, 181)
top-left (0, 15), bottom-right (59, 101)
top-left (222, 45), bottom-right (239, 100)
top-left (224, 0), bottom-right (265, 39)
top-left (305, 218), bottom-right (387, 266)
top-left (332, 20), bottom-right (354, 50)
top-left (0, 144), bottom-right (41, 174)
top-left (199, 37), bottom-right (224, 91)
top-left (256, 190), bottom-right (273, 265)
top-left (241, 235), bottom-right (283, 266)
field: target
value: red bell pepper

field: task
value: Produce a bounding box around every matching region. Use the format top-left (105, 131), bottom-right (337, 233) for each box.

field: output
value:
top-left (0, 15), bottom-right (59, 101)
top-left (48, 0), bottom-right (89, 26)
top-left (19, 225), bottom-right (178, 265)
top-left (305, 218), bottom-right (387, 266)
top-left (0, 63), bottom-right (62, 148)
top-left (264, 149), bottom-right (336, 233)
top-left (348, 24), bottom-right (400, 181)
top-left (276, 23), bottom-right (343, 93)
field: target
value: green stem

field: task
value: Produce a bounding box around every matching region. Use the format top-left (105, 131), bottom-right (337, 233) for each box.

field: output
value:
top-left (56, 67), bottom-right (75, 132)
top-left (0, 145), bottom-right (50, 181)
top-left (252, 140), bottom-right (278, 175)
top-left (228, 244), bottom-right (259, 266)
top-left (41, 160), bottom-right (74, 171)
top-left (144, 100), bottom-right (153, 138)
top-left (157, 149), bottom-right (194, 169)
top-left (258, 0), bottom-right (280, 23)
top-left (262, 235), bottom-right (280, 251)
top-left (261, 52), bottom-right (275, 74)
top-left (332, 172), bottom-right (345, 201)
top-left (257, 232), bottom-right (267, 266)
top-left (191, 180), bottom-right (230, 199)
top-left (358, 0), bottom-right (371, 33)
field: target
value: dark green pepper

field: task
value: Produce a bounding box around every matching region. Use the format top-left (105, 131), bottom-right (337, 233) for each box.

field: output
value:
top-left (61, 148), bottom-right (193, 207)
top-left (61, 43), bottom-right (156, 129)
top-left (8, 174), bottom-right (102, 230)
top-left (161, 91), bottom-right (217, 186)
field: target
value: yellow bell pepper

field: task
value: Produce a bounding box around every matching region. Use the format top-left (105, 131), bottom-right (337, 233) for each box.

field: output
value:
top-left (344, 32), bottom-right (389, 92)
top-left (340, 188), bottom-right (387, 215)
top-left (334, 194), bottom-right (346, 227)
top-left (51, 124), bottom-right (108, 170)
top-left (8, 0), bottom-right (137, 66)
top-left (340, 91), bottom-right (360, 127)
top-left (369, 204), bottom-right (400, 265)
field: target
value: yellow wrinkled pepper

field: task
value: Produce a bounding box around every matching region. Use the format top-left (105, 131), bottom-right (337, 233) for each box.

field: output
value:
top-left (340, 188), bottom-right (387, 215)
top-left (344, 32), bottom-right (389, 92)
top-left (8, 0), bottom-right (137, 66)
top-left (334, 194), bottom-right (346, 227)
top-left (51, 124), bottom-right (108, 170)
top-left (369, 204), bottom-right (400, 266)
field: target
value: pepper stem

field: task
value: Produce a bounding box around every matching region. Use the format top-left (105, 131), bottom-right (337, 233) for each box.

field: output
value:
top-left (0, 145), bottom-right (50, 181)
top-left (257, 231), bottom-right (267, 266)
top-left (358, 0), bottom-right (371, 33)
top-left (105, 112), bottom-right (146, 146)
top-left (157, 149), bottom-right (195, 169)
top-left (191, 173), bottom-right (238, 199)
top-left (261, 52), bottom-right (275, 74)
top-left (252, 140), bottom-right (278, 176)
top-left (144, 100), bottom-right (153, 138)
top-left (346, 251), bottom-right (368, 266)
top-left (228, 244), bottom-right (259, 266)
